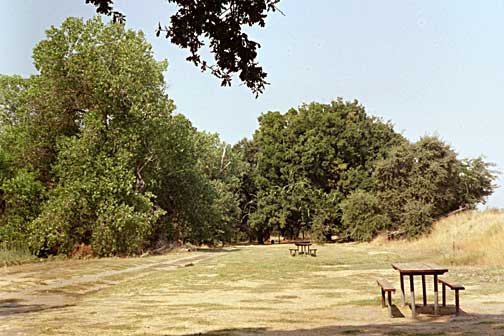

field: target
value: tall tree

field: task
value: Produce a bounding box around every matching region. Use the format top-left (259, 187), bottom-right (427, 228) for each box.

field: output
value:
top-left (249, 99), bottom-right (403, 242)
top-left (0, 17), bottom-right (237, 255)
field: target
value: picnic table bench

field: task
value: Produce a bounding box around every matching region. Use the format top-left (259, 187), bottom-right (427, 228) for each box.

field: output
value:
top-left (439, 278), bottom-right (465, 315)
top-left (377, 278), bottom-right (395, 317)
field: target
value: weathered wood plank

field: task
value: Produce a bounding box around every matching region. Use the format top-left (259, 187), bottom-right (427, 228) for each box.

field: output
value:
top-left (377, 279), bottom-right (396, 292)
top-left (438, 278), bottom-right (465, 290)
top-left (391, 262), bottom-right (448, 274)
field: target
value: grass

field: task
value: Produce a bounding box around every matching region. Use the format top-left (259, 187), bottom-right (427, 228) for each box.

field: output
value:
top-left (0, 241), bottom-right (37, 266)
top-left (2, 211), bottom-right (504, 335)
top-left (374, 209), bottom-right (504, 267)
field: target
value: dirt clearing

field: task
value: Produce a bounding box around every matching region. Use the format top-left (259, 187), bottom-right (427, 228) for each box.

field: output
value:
top-left (1, 244), bottom-right (504, 335)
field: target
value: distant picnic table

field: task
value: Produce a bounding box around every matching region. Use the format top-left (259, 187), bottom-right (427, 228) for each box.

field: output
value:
top-left (289, 241), bottom-right (317, 256)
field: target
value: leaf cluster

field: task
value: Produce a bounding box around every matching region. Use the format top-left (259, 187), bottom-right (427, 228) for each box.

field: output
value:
top-left (87, 0), bottom-right (280, 96)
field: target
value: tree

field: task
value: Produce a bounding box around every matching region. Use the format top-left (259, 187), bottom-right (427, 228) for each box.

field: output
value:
top-left (457, 157), bottom-right (497, 207)
top-left (247, 101), bottom-right (497, 242)
top-left (0, 17), bottom-right (242, 255)
top-left (86, 0), bottom-right (281, 96)
top-left (12, 16), bottom-right (174, 255)
top-left (340, 190), bottom-right (391, 241)
top-left (233, 138), bottom-right (259, 241)
top-left (248, 99), bottom-right (403, 242)
top-left (372, 136), bottom-right (497, 237)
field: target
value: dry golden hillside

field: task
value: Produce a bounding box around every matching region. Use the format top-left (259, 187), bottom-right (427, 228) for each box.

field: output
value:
top-left (376, 209), bottom-right (504, 266)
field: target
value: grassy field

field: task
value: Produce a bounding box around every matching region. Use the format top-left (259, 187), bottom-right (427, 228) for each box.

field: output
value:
top-left (1, 211), bottom-right (504, 335)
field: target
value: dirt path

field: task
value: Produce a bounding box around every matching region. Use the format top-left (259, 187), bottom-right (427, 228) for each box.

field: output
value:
top-left (0, 252), bottom-right (219, 317)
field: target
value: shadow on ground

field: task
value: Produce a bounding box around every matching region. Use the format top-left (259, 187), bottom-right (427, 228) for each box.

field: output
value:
top-left (196, 248), bottom-right (241, 253)
top-left (0, 298), bottom-right (75, 317)
top-left (390, 303), bottom-right (465, 318)
top-left (182, 312), bottom-right (504, 336)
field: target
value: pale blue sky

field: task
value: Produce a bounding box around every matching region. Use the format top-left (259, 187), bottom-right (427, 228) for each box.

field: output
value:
top-left (1, 1), bottom-right (503, 208)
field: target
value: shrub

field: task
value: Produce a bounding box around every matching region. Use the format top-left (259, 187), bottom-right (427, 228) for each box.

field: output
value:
top-left (91, 197), bottom-right (164, 256)
top-left (341, 190), bottom-right (391, 241)
top-left (0, 169), bottom-right (44, 242)
top-left (401, 200), bottom-right (433, 237)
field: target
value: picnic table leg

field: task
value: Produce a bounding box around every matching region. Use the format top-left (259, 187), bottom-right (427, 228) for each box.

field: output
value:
top-left (433, 274), bottom-right (439, 315)
top-left (455, 289), bottom-right (460, 315)
top-left (442, 283), bottom-right (446, 306)
top-left (387, 291), bottom-right (393, 318)
top-left (400, 274), bottom-right (405, 306)
top-left (409, 275), bottom-right (416, 318)
top-left (422, 275), bottom-right (427, 306)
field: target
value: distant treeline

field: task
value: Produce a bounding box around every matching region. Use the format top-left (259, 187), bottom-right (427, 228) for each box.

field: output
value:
top-left (0, 18), bottom-right (496, 256)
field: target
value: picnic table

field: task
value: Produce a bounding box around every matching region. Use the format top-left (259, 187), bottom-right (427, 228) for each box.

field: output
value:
top-left (391, 262), bottom-right (448, 318)
top-left (294, 241), bottom-right (312, 254)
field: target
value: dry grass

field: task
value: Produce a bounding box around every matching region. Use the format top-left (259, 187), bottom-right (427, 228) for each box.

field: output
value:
top-left (2, 212), bottom-right (504, 335)
top-left (374, 209), bottom-right (504, 267)
top-left (1, 242), bottom-right (504, 335)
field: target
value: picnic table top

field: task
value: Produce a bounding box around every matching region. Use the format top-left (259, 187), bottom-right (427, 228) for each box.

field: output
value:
top-left (294, 241), bottom-right (312, 246)
top-left (391, 262), bottom-right (448, 275)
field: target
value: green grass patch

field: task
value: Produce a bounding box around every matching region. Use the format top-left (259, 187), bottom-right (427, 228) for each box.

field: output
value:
top-left (342, 298), bottom-right (380, 306)
top-left (0, 242), bottom-right (37, 265)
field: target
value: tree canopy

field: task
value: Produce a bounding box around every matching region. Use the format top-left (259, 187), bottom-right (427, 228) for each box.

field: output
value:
top-left (235, 100), bottom-right (497, 243)
top-left (0, 16), bottom-right (497, 258)
top-left (0, 17), bottom-right (241, 255)
top-left (85, 0), bottom-right (281, 96)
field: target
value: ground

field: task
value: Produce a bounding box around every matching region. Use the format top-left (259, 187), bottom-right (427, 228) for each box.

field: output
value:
top-left (1, 243), bottom-right (504, 335)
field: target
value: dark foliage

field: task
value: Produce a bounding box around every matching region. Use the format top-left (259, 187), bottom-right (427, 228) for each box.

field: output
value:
top-left (86, 0), bottom-right (280, 96)
top-left (239, 100), bottom-right (497, 242)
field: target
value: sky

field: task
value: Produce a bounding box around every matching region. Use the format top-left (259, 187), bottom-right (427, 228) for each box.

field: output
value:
top-left (1, 1), bottom-right (503, 208)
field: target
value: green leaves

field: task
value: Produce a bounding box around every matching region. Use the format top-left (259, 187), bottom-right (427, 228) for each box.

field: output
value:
top-left (244, 100), bottom-right (496, 242)
top-left (341, 190), bottom-right (391, 241)
top-left (0, 169), bottom-right (44, 242)
top-left (0, 17), bottom-right (190, 256)
top-left (372, 136), bottom-right (496, 237)
top-left (248, 99), bottom-right (402, 242)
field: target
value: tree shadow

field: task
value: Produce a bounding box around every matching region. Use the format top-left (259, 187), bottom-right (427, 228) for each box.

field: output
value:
top-left (181, 312), bottom-right (504, 335)
top-left (195, 247), bottom-right (241, 253)
top-left (0, 298), bottom-right (75, 317)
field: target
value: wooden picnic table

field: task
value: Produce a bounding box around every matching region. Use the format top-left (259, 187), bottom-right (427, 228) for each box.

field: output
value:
top-left (391, 262), bottom-right (448, 318)
top-left (294, 241), bottom-right (312, 255)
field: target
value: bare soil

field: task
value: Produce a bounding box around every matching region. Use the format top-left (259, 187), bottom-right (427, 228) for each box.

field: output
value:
top-left (1, 244), bottom-right (503, 335)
